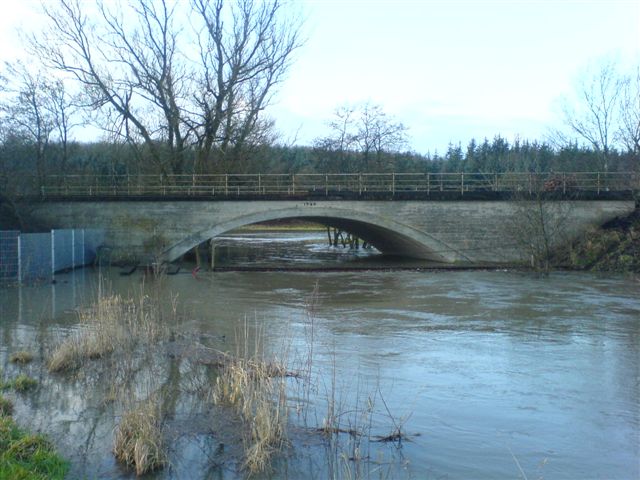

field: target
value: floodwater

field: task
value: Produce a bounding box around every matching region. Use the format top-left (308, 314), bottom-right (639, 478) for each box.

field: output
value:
top-left (0, 231), bottom-right (639, 479)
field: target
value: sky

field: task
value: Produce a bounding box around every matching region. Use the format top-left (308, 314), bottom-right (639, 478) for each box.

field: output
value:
top-left (1, 0), bottom-right (639, 154)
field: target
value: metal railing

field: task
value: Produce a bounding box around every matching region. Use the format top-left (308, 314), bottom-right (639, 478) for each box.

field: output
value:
top-left (6, 172), bottom-right (639, 198)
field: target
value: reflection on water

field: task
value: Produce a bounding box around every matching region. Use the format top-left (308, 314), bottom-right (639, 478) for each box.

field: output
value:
top-left (0, 231), bottom-right (639, 479)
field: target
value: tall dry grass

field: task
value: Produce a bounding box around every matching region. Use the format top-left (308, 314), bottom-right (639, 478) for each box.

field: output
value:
top-left (48, 288), bottom-right (172, 373)
top-left (211, 320), bottom-right (289, 474)
top-left (113, 399), bottom-right (166, 476)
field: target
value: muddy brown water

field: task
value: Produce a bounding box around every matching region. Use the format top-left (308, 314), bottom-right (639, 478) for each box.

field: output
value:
top-left (0, 231), bottom-right (638, 479)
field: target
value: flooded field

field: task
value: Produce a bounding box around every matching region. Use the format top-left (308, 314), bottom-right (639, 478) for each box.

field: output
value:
top-left (1, 231), bottom-right (638, 479)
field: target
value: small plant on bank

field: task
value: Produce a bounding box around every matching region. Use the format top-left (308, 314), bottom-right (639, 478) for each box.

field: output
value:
top-left (113, 399), bottom-right (167, 476)
top-left (9, 351), bottom-right (34, 364)
top-left (11, 375), bottom-right (38, 393)
top-left (1, 375), bottom-right (38, 393)
top-left (0, 416), bottom-right (69, 479)
top-left (0, 395), bottom-right (13, 416)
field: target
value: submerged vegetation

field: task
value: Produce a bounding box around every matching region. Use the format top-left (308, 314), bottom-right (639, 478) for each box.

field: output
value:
top-left (0, 276), bottom-right (415, 477)
top-left (113, 399), bottom-right (167, 476)
top-left (211, 337), bottom-right (290, 474)
top-left (48, 289), bottom-right (172, 373)
top-left (9, 351), bottom-right (34, 364)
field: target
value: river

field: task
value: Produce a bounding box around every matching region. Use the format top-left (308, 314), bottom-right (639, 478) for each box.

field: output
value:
top-left (0, 230), bottom-right (638, 479)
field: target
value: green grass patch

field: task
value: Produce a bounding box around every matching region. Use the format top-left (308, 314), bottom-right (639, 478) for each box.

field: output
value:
top-left (0, 416), bottom-right (68, 479)
top-left (0, 395), bottom-right (13, 416)
top-left (1, 375), bottom-right (38, 393)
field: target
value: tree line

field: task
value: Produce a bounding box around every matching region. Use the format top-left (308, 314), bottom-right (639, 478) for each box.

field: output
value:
top-left (0, 0), bottom-right (638, 187)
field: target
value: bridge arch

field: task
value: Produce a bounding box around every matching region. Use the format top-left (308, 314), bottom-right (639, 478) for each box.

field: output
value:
top-left (160, 206), bottom-right (468, 263)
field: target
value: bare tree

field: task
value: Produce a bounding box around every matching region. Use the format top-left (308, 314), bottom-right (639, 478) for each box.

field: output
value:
top-left (1, 63), bottom-right (54, 184)
top-left (315, 102), bottom-right (408, 172)
top-left (507, 179), bottom-right (575, 273)
top-left (356, 102), bottom-right (407, 170)
top-left (31, 0), bottom-right (303, 175)
top-left (191, 0), bottom-right (303, 171)
top-left (314, 105), bottom-right (357, 172)
top-left (560, 60), bottom-right (622, 172)
top-left (618, 65), bottom-right (640, 158)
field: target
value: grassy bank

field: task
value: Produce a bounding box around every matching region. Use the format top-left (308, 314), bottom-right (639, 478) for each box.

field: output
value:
top-left (0, 399), bottom-right (68, 479)
top-left (556, 206), bottom-right (640, 272)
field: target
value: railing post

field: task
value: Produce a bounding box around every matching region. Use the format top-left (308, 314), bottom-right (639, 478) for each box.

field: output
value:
top-left (325, 174), bottom-right (328, 196)
top-left (225, 174), bottom-right (228, 195)
top-left (392, 173), bottom-right (395, 195)
top-left (258, 174), bottom-right (262, 194)
top-left (292, 174), bottom-right (296, 195)
top-left (358, 174), bottom-right (362, 195)
top-left (494, 173), bottom-right (498, 192)
top-left (597, 172), bottom-right (601, 195)
top-left (562, 172), bottom-right (566, 195)
top-left (461, 172), bottom-right (464, 195)
top-left (427, 173), bottom-right (430, 194)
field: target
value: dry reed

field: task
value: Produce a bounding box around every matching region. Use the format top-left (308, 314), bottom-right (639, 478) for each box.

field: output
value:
top-left (9, 351), bottom-right (34, 364)
top-left (113, 399), bottom-right (166, 476)
top-left (48, 291), bottom-right (169, 373)
top-left (211, 322), bottom-right (289, 475)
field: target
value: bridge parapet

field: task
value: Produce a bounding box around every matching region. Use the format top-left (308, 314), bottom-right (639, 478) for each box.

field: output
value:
top-left (7, 172), bottom-right (639, 199)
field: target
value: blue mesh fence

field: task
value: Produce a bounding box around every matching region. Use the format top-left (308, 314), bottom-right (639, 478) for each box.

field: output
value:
top-left (0, 231), bottom-right (20, 282)
top-left (0, 229), bottom-right (104, 284)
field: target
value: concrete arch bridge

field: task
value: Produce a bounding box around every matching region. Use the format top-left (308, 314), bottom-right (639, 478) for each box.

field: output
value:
top-left (27, 196), bottom-right (636, 266)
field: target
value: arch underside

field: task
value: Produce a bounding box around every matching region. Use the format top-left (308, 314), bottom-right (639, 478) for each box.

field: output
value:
top-left (161, 207), bottom-right (466, 264)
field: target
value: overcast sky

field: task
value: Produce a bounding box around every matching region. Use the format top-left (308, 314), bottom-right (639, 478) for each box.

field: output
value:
top-left (1, 0), bottom-right (639, 154)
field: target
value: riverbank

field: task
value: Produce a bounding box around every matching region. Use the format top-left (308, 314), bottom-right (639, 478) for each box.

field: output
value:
top-left (0, 385), bottom-right (68, 478)
top-left (555, 206), bottom-right (640, 272)
top-left (235, 219), bottom-right (325, 232)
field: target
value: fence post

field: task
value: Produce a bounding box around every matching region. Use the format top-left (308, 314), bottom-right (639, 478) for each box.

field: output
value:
top-left (51, 229), bottom-right (55, 281)
top-left (325, 175), bottom-right (328, 196)
top-left (392, 173), bottom-right (395, 195)
top-left (597, 172), bottom-right (601, 195)
top-left (427, 173), bottom-right (430, 194)
top-left (461, 172), bottom-right (464, 195)
top-left (71, 229), bottom-right (76, 268)
top-left (17, 234), bottom-right (22, 285)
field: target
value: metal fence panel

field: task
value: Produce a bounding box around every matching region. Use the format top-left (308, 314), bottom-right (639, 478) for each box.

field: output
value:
top-left (20, 232), bottom-right (52, 282)
top-left (54, 229), bottom-right (74, 272)
top-left (0, 230), bottom-right (19, 283)
top-left (0, 228), bottom-right (104, 284)
top-left (74, 229), bottom-right (85, 266)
